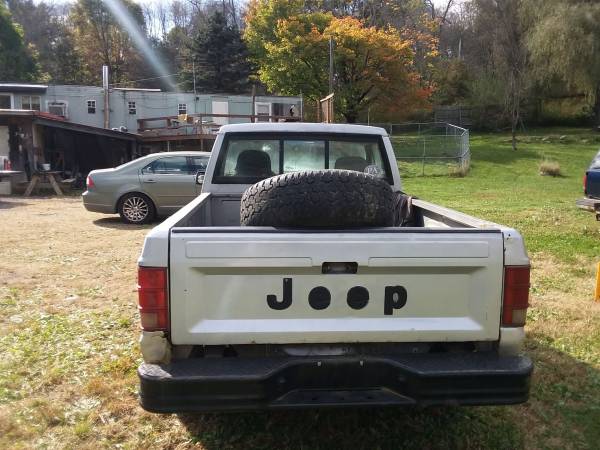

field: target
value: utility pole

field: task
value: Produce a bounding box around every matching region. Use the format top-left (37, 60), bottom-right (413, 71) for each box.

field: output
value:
top-left (192, 60), bottom-right (197, 95)
top-left (102, 65), bottom-right (110, 129)
top-left (329, 37), bottom-right (334, 94)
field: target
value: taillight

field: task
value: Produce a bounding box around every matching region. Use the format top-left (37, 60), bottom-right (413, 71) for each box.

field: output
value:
top-left (86, 175), bottom-right (95, 189)
top-left (502, 266), bottom-right (530, 327)
top-left (137, 266), bottom-right (169, 331)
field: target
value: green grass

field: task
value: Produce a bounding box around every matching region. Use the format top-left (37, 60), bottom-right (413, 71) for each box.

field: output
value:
top-left (401, 128), bottom-right (600, 263)
top-left (1, 128), bottom-right (599, 449)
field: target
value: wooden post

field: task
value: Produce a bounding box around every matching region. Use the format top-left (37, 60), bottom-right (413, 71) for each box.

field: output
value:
top-left (47, 173), bottom-right (63, 197)
top-left (317, 98), bottom-right (321, 123)
top-left (595, 262), bottom-right (600, 302)
top-left (23, 174), bottom-right (39, 196)
top-left (251, 84), bottom-right (256, 123)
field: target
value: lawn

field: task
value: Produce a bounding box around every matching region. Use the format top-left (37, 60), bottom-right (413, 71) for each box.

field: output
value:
top-left (1, 127), bottom-right (599, 449)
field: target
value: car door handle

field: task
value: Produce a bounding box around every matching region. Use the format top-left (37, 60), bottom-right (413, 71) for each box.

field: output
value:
top-left (143, 179), bottom-right (157, 183)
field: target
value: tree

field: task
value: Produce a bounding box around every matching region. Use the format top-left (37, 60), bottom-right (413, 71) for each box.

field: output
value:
top-left (449, 0), bottom-right (528, 145)
top-left (433, 59), bottom-right (471, 106)
top-left (523, 0), bottom-right (600, 125)
top-left (253, 12), bottom-right (426, 122)
top-left (0, 2), bottom-right (38, 81)
top-left (256, 12), bottom-right (332, 102)
top-left (185, 11), bottom-right (252, 93)
top-left (243, 0), bottom-right (305, 64)
top-left (475, 0), bottom-right (527, 150)
top-left (70, 0), bottom-right (148, 85)
top-left (7, 0), bottom-right (84, 84)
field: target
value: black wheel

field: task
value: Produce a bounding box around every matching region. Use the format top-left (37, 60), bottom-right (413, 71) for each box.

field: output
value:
top-left (118, 193), bottom-right (155, 224)
top-left (240, 170), bottom-right (394, 228)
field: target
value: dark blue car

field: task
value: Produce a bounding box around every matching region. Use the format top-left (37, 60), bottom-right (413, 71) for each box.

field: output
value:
top-left (577, 149), bottom-right (600, 220)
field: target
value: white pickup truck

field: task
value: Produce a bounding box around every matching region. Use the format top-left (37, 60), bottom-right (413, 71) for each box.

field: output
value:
top-left (137, 123), bottom-right (532, 412)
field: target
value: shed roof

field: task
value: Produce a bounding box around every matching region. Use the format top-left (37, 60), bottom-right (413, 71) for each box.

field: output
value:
top-left (0, 109), bottom-right (138, 141)
top-left (0, 84), bottom-right (48, 93)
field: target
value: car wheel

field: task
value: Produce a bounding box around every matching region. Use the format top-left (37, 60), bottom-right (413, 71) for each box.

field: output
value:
top-left (118, 193), bottom-right (155, 224)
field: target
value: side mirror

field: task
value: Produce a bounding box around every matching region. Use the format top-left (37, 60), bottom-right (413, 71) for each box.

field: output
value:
top-left (195, 171), bottom-right (205, 185)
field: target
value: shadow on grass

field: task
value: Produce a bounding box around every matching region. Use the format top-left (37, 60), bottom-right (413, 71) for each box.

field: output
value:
top-left (178, 405), bottom-right (520, 450)
top-left (176, 343), bottom-right (600, 450)
top-left (92, 217), bottom-right (155, 230)
top-left (0, 198), bottom-right (28, 209)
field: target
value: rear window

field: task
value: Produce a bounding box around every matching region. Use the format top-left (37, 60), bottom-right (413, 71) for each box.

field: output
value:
top-left (213, 133), bottom-right (391, 184)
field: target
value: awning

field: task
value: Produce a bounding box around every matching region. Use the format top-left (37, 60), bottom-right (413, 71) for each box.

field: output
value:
top-left (33, 117), bottom-right (139, 142)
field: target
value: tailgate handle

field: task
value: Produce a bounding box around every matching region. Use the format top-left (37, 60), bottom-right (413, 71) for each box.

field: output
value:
top-left (322, 262), bottom-right (358, 274)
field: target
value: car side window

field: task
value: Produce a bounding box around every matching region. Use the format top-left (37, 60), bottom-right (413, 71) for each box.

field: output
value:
top-left (142, 156), bottom-right (190, 175)
top-left (189, 156), bottom-right (209, 173)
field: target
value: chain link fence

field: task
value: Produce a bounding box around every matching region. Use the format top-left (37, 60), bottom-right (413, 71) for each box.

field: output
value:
top-left (362, 122), bottom-right (470, 177)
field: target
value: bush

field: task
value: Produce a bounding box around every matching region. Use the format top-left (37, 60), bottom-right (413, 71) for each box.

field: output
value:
top-left (539, 160), bottom-right (562, 177)
top-left (448, 164), bottom-right (469, 177)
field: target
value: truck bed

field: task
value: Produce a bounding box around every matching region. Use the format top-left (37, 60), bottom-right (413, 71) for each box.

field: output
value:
top-left (172, 192), bottom-right (500, 229)
top-left (137, 193), bottom-right (523, 347)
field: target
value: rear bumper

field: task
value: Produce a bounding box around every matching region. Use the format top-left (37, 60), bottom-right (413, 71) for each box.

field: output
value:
top-left (138, 352), bottom-right (533, 413)
top-left (576, 197), bottom-right (600, 212)
top-left (82, 190), bottom-right (115, 214)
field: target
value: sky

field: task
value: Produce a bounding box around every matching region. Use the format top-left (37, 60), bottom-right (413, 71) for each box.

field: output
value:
top-left (433, 0), bottom-right (465, 10)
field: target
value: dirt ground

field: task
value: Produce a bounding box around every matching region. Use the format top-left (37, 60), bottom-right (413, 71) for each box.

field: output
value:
top-left (0, 196), bottom-right (148, 310)
top-left (0, 197), bottom-right (157, 448)
top-left (1, 196), bottom-right (599, 450)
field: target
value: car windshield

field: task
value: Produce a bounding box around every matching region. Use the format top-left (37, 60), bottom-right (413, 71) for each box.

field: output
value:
top-left (214, 134), bottom-right (390, 184)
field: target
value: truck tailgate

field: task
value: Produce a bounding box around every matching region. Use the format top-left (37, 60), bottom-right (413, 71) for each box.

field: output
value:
top-left (168, 229), bottom-right (504, 345)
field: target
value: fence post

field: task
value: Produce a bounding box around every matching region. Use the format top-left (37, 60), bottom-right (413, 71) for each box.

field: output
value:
top-left (421, 138), bottom-right (426, 176)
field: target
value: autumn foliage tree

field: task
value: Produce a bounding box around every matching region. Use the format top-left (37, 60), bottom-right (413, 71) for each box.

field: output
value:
top-left (246, 6), bottom-right (428, 122)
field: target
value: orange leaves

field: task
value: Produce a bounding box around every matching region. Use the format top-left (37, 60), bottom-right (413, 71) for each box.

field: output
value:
top-left (245, 2), bottom-right (433, 121)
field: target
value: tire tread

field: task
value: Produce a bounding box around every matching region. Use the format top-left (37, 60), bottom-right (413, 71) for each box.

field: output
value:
top-left (240, 170), bottom-right (394, 228)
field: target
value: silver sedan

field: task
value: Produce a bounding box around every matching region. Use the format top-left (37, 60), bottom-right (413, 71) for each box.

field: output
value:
top-left (82, 151), bottom-right (210, 224)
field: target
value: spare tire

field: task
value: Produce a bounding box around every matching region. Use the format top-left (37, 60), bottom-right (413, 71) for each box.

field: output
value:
top-left (240, 169), bottom-right (394, 228)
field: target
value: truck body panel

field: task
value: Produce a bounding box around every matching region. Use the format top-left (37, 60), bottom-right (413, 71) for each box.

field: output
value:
top-left (586, 169), bottom-right (600, 199)
top-left (169, 227), bottom-right (504, 345)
